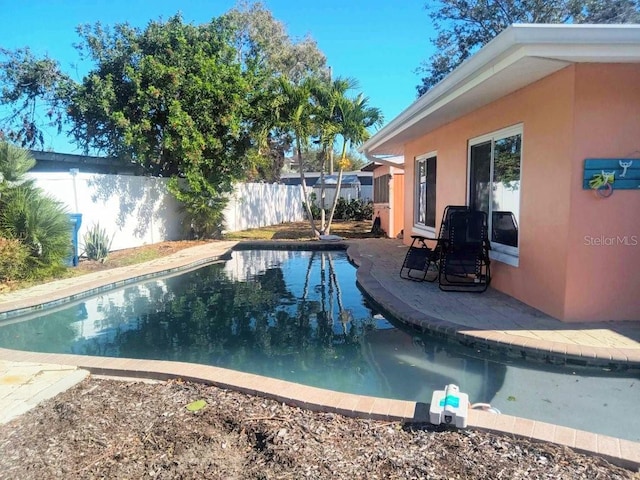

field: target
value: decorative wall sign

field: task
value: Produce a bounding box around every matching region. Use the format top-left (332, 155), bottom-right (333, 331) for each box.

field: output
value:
top-left (583, 158), bottom-right (640, 190)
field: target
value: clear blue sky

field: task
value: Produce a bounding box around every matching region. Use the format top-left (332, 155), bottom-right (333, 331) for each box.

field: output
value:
top-left (1, 0), bottom-right (435, 153)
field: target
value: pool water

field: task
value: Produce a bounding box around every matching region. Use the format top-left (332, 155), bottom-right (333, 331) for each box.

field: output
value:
top-left (1, 249), bottom-right (638, 441)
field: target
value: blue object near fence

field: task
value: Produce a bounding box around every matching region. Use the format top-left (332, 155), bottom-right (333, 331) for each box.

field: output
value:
top-left (67, 213), bottom-right (82, 267)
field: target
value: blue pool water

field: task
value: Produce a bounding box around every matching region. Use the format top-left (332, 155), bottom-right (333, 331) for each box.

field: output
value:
top-left (0, 249), bottom-right (638, 441)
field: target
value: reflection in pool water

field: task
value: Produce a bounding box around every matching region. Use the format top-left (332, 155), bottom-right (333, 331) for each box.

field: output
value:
top-left (0, 249), bottom-right (638, 441)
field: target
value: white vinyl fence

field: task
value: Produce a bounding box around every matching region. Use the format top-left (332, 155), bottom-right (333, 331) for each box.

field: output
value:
top-left (28, 172), bottom-right (306, 251)
top-left (27, 172), bottom-right (185, 251)
top-left (223, 182), bottom-right (305, 232)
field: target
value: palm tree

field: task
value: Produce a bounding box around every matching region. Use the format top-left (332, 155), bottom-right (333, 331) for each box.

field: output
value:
top-left (0, 142), bottom-right (71, 276)
top-left (271, 76), bottom-right (321, 237)
top-left (310, 77), bottom-right (358, 233)
top-left (266, 76), bottom-right (382, 237)
top-left (325, 94), bottom-right (383, 233)
top-left (0, 142), bottom-right (36, 195)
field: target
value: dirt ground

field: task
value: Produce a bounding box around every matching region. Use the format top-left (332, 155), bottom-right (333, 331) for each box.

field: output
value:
top-left (1, 377), bottom-right (635, 480)
top-left (72, 220), bottom-right (376, 275)
top-left (1, 222), bottom-right (637, 478)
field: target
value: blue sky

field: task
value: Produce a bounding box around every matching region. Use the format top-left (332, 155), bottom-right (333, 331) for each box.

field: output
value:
top-left (1, 0), bottom-right (435, 153)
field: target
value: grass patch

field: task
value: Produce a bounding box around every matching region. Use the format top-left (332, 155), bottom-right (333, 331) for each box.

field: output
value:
top-left (223, 220), bottom-right (374, 241)
top-left (0, 221), bottom-right (378, 294)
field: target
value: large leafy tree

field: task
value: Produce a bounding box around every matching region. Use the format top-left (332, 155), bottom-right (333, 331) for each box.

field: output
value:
top-left (417, 0), bottom-right (640, 95)
top-left (0, 48), bottom-right (74, 148)
top-left (224, 1), bottom-right (329, 182)
top-left (225, 1), bottom-right (328, 83)
top-left (68, 15), bottom-right (258, 236)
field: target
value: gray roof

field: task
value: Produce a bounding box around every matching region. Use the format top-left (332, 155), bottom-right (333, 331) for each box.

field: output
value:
top-left (313, 174), bottom-right (361, 186)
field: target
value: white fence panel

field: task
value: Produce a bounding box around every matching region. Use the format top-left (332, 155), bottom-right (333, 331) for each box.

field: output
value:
top-left (223, 183), bottom-right (305, 232)
top-left (28, 174), bottom-right (306, 249)
top-left (27, 172), bottom-right (185, 251)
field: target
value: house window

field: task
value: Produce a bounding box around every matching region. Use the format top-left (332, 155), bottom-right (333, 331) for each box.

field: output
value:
top-left (415, 154), bottom-right (437, 231)
top-left (374, 174), bottom-right (390, 203)
top-left (468, 125), bottom-right (522, 264)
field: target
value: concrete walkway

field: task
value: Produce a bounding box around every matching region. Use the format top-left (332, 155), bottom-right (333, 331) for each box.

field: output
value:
top-left (0, 239), bottom-right (638, 470)
top-left (0, 360), bottom-right (89, 424)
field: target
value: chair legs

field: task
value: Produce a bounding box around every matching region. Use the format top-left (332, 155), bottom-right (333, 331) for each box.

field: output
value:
top-left (399, 236), bottom-right (437, 282)
top-left (437, 255), bottom-right (491, 293)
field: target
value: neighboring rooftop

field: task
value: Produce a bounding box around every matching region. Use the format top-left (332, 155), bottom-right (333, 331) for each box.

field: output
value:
top-left (29, 150), bottom-right (142, 175)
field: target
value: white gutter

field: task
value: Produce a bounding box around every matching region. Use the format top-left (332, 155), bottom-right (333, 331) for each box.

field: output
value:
top-left (361, 23), bottom-right (640, 156)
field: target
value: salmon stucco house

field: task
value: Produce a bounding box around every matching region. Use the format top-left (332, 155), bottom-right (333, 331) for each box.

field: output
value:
top-left (362, 24), bottom-right (640, 323)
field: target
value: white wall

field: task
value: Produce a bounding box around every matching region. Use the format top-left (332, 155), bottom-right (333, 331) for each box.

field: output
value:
top-left (27, 172), bottom-right (185, 251)
top-left (223, 183), bottom-right (305, 232)
top-left (28, 173), bottom-right (306, 251)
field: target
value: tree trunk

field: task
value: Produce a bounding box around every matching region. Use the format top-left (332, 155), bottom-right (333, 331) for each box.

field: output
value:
top-left (297, 140), bottom-right (319, 238)
top-left (318, 147), bottom-right (326, 235)
top-left (325, 142), bottom-right (348, 234)
top-left (324, 166), bottom-right (344, 235)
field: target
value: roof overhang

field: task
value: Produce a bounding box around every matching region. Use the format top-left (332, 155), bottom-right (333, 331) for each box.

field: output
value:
top-left (361, 24), bottom-right (640, 157)
top-left (361, 155), bottom-right (405, 171)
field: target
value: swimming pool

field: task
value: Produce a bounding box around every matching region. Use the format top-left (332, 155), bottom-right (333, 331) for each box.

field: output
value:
top-left (1, 249), bottom-right (638, 441)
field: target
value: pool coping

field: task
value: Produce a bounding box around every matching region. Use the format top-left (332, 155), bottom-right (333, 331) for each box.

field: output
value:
top-left (1, 348), bottom-right (638, 471)
top-left (346, 241), bottom-right (640, 369)
top-left (0, 240), bottom-right (639, 471)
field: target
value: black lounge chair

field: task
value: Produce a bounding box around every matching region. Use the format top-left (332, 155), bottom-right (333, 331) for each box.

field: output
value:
top-left (399, 206), bottom-right (469, 282)
top-left (399, 235), bottom-right (436, 281)
top-left (437, 209), bottom-right (491, 292)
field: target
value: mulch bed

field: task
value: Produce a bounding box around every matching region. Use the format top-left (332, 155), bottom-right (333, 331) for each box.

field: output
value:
top-left (0, 377), bottom-right (635, 479)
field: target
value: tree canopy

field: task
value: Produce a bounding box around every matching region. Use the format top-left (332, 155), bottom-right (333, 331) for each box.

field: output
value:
top-left (0, 48), bottom-right (74, 148)
top-left (0, 2), bottom-right (381, 237)
top-left (225, 1), bottom-right (328, 83)
top-left (225, 1), bottom-right (329, 182)
top-left (417, 0), bottom-right (640, 95)
top-left (67, 14), bottom-right (262, 236)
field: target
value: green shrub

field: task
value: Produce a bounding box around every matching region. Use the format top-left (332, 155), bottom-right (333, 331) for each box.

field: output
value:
top-left (168, 177), bottom-right (228, 240)
top-left (0, 184), bottom-right (71, 275)
top-left (0, 143), bottom-right (71, 280)
top-left (0, 237), bottom-right (29, 282)
top-left (333, 198), bottom-right (373, 221)
top-left (82, 223), bottom-right (114, 262)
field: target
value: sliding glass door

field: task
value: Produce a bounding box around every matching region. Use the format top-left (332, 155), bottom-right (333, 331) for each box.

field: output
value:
top-left (469, 125), bottom-right (522, 263)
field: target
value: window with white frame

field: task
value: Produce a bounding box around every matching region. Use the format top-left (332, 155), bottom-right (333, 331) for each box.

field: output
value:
top-left (414, 154), bottom-right (437, 231)
top-left (468, 125), bottom-right (522, 264)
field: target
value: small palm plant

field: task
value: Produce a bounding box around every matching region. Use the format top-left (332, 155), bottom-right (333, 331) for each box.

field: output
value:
top-left (0, 143), bottom-right (72, 278)
top-left (82, 223), bottom-right (114, 263)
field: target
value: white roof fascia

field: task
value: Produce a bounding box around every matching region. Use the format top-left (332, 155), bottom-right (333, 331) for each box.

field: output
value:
top-left (362, 24), bottom-right (640, 156)
top-left (362, 154), bottom-right (405, 169)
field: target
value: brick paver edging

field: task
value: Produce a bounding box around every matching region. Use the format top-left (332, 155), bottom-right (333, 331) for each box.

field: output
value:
top-left (345, 241), bottom-right (640, 369)
top-left (0, 348), bottom-right (637, 471)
